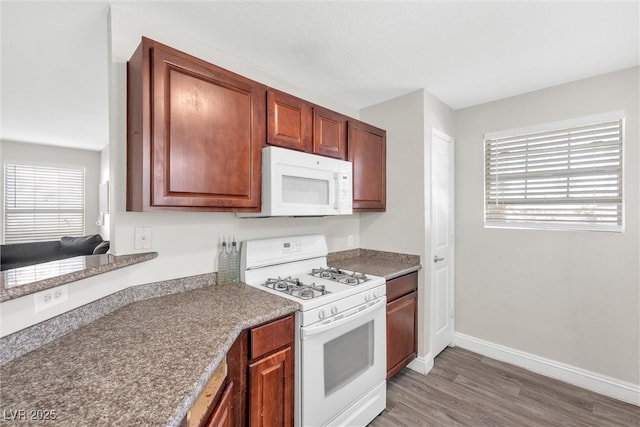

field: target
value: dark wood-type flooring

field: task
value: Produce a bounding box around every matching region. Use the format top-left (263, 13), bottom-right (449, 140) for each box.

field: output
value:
top-left (370, 347), bottom-right (640, 427)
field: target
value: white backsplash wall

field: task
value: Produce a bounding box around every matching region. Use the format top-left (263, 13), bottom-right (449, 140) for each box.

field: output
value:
top-left (113, 214), bottom-right (361, 281)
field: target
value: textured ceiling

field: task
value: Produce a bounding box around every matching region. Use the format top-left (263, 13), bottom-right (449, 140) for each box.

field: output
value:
top-left (116, 0), bottom-right (639, 110)
top-left (1, 1), bottom-right (638, 151)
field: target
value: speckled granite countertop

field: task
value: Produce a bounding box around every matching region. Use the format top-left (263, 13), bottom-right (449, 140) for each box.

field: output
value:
top-left (0, 252), bottom-right (158, 302)
top-left (0, 283), bottom-right (299, 426)
top-left (328, 248), bottom-right (421, 280)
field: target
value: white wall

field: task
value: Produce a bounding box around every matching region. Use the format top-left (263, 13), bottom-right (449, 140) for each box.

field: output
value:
top-left (0, 140), bottom-right (101, 241)
top-left (359, 89), bottom-right (455, 360)
top-left (455, 67), bottom-right (639, 384)
top-left (98, 145), bottom-right (110, 241)
top-left (359, 90), bottom-right (425, 255)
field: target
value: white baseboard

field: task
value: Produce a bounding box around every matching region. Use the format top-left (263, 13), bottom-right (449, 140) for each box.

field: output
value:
top-left (455, 332), bottom-right (640, 406)
top-left (408, 353), bottom-right (434, 375)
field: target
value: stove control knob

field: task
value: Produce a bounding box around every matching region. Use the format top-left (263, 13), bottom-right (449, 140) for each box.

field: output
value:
top-left (373, 291), bottom-right (379, 299)
top-left (318, 310), bottom-right (326, 320)
top-left (365, 294), bottom-right (371, 302)
top-left (331, 306), bottom-right (338, 315)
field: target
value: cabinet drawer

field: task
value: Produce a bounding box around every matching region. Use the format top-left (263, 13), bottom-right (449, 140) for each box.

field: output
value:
top-left (386, 272), bottom-right (418, 302)
top-left (250, 315), bottom-right (294, 360)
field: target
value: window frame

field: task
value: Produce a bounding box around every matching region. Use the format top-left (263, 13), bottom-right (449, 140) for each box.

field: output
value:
top-left (3, 161), bottom-right (86, 244)
top-left (483, 111), bottom-right (625, 233)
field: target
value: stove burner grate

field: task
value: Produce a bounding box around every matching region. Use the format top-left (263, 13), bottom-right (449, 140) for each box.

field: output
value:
top-left (262, 276), bottom-right (330, 300)
top-left (310, 268), bottom-right (370, 285)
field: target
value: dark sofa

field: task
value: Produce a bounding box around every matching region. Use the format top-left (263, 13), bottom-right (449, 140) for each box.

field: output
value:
top-left (1, 234), bottom-right (109, 271)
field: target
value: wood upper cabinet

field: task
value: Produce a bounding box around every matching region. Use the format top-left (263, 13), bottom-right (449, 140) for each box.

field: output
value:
top-left (267, 89), bottom-right (312, 152)
top-left (267, 89), bottom-right (348, 160)
top-left (127, 37), bottom-right (265, 212)
top-left (313, 107), bottom-right (347, 159)
top-left (386, 272), bottom-right (418, 379)
top-left (348, 120), bottom-right (386, 211)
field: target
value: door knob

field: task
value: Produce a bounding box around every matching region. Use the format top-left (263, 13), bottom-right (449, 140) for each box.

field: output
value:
top-left (433, 256), bottom-right (445, 263)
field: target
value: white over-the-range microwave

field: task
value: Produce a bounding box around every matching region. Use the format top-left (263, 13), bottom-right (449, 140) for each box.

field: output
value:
top-left (238, 146), bottom-right (353, 217)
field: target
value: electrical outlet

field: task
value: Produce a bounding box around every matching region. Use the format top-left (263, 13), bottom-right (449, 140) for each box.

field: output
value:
top-left (347, 235), bottom-right (354, 248)
top-left (134, 226), bottom-right (152, 249)
top-left (34, 285), bottom-right (68, 313)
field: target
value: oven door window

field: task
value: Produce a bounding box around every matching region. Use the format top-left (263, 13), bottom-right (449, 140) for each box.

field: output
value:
top-left (324, 321), bottom-right (374, 395)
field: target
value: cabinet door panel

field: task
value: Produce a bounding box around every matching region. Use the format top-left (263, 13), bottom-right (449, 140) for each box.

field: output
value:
top-left (313, 107), bottom-right (347, 159)
top-left (206, 382), bottom-right (234, 427)
top-left (348, 121), bottom-right (386, 211)
top-left (151, 45), bottom-right (264, 208)
top-left (249, 347), bottom-right (294, 427)
top-left (386, 291), bottom-right (417, 379)
top-left (267, 89), bottom-right (312, 152)
top-left (127, 37), bottom-right (264, 211)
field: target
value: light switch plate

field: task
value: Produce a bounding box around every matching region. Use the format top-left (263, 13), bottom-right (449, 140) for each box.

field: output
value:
top-left (134, 226), bottom-right (152, 249)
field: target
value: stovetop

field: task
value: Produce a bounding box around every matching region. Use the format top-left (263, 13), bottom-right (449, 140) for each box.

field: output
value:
top-left (240, 235), bottom-right (386, 313)
top-left (246, 264), bottom-right (385, 311)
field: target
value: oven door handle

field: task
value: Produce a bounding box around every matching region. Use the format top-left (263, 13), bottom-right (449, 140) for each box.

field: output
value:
top-left (301, 298), bottom-right (384, 339)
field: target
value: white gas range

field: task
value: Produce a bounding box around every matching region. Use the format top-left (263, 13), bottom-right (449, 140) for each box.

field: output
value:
top-left (241, 234), bottom-right (387, 427)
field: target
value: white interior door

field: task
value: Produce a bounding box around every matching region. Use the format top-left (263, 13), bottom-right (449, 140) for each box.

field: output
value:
top-left (430, 129), bottom-right (455, 357)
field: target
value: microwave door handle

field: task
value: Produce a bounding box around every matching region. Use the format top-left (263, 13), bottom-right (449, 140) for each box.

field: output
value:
top-left (301, 298), bottom-right (384, 339)
top-left (334, 173), bottom-right (340, 209)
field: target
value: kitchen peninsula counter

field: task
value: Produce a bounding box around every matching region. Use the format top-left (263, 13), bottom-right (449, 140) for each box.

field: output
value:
top-left (328, 248), bottom-right (421, 280)
top-left (0, 282), bottom-right (299, 426)
top-left (0, 252), bottom-right (158, 303)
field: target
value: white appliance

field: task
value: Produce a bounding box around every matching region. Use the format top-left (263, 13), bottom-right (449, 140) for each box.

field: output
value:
top-left (241, 234), bottom-right (387, 427)
top-left (238, 146), bottom-right (353, 217)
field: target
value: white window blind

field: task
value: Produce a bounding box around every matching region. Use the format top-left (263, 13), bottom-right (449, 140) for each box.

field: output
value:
top-left (485, 118), bottom-right (623, 232)
top-left (4, 163), bottom-right (85, 243)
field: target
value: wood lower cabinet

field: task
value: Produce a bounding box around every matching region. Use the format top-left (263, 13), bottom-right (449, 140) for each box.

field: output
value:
top-left (185, 314), bottom-right (294, 427)
top-left (127, 37), bottom-right (265, 212)
top-left (248, 347), bottom-right (293, 427)
top-left (247, 315), bottom-right (294, 427)
top-left (386, 272), bottom-right (418, 379)
top-left (348, 120), bottom-right (386, 211)
top-left (206, 382), bottom-right (234, 427)
top-left (267, 89), bottom-right (312, 152)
